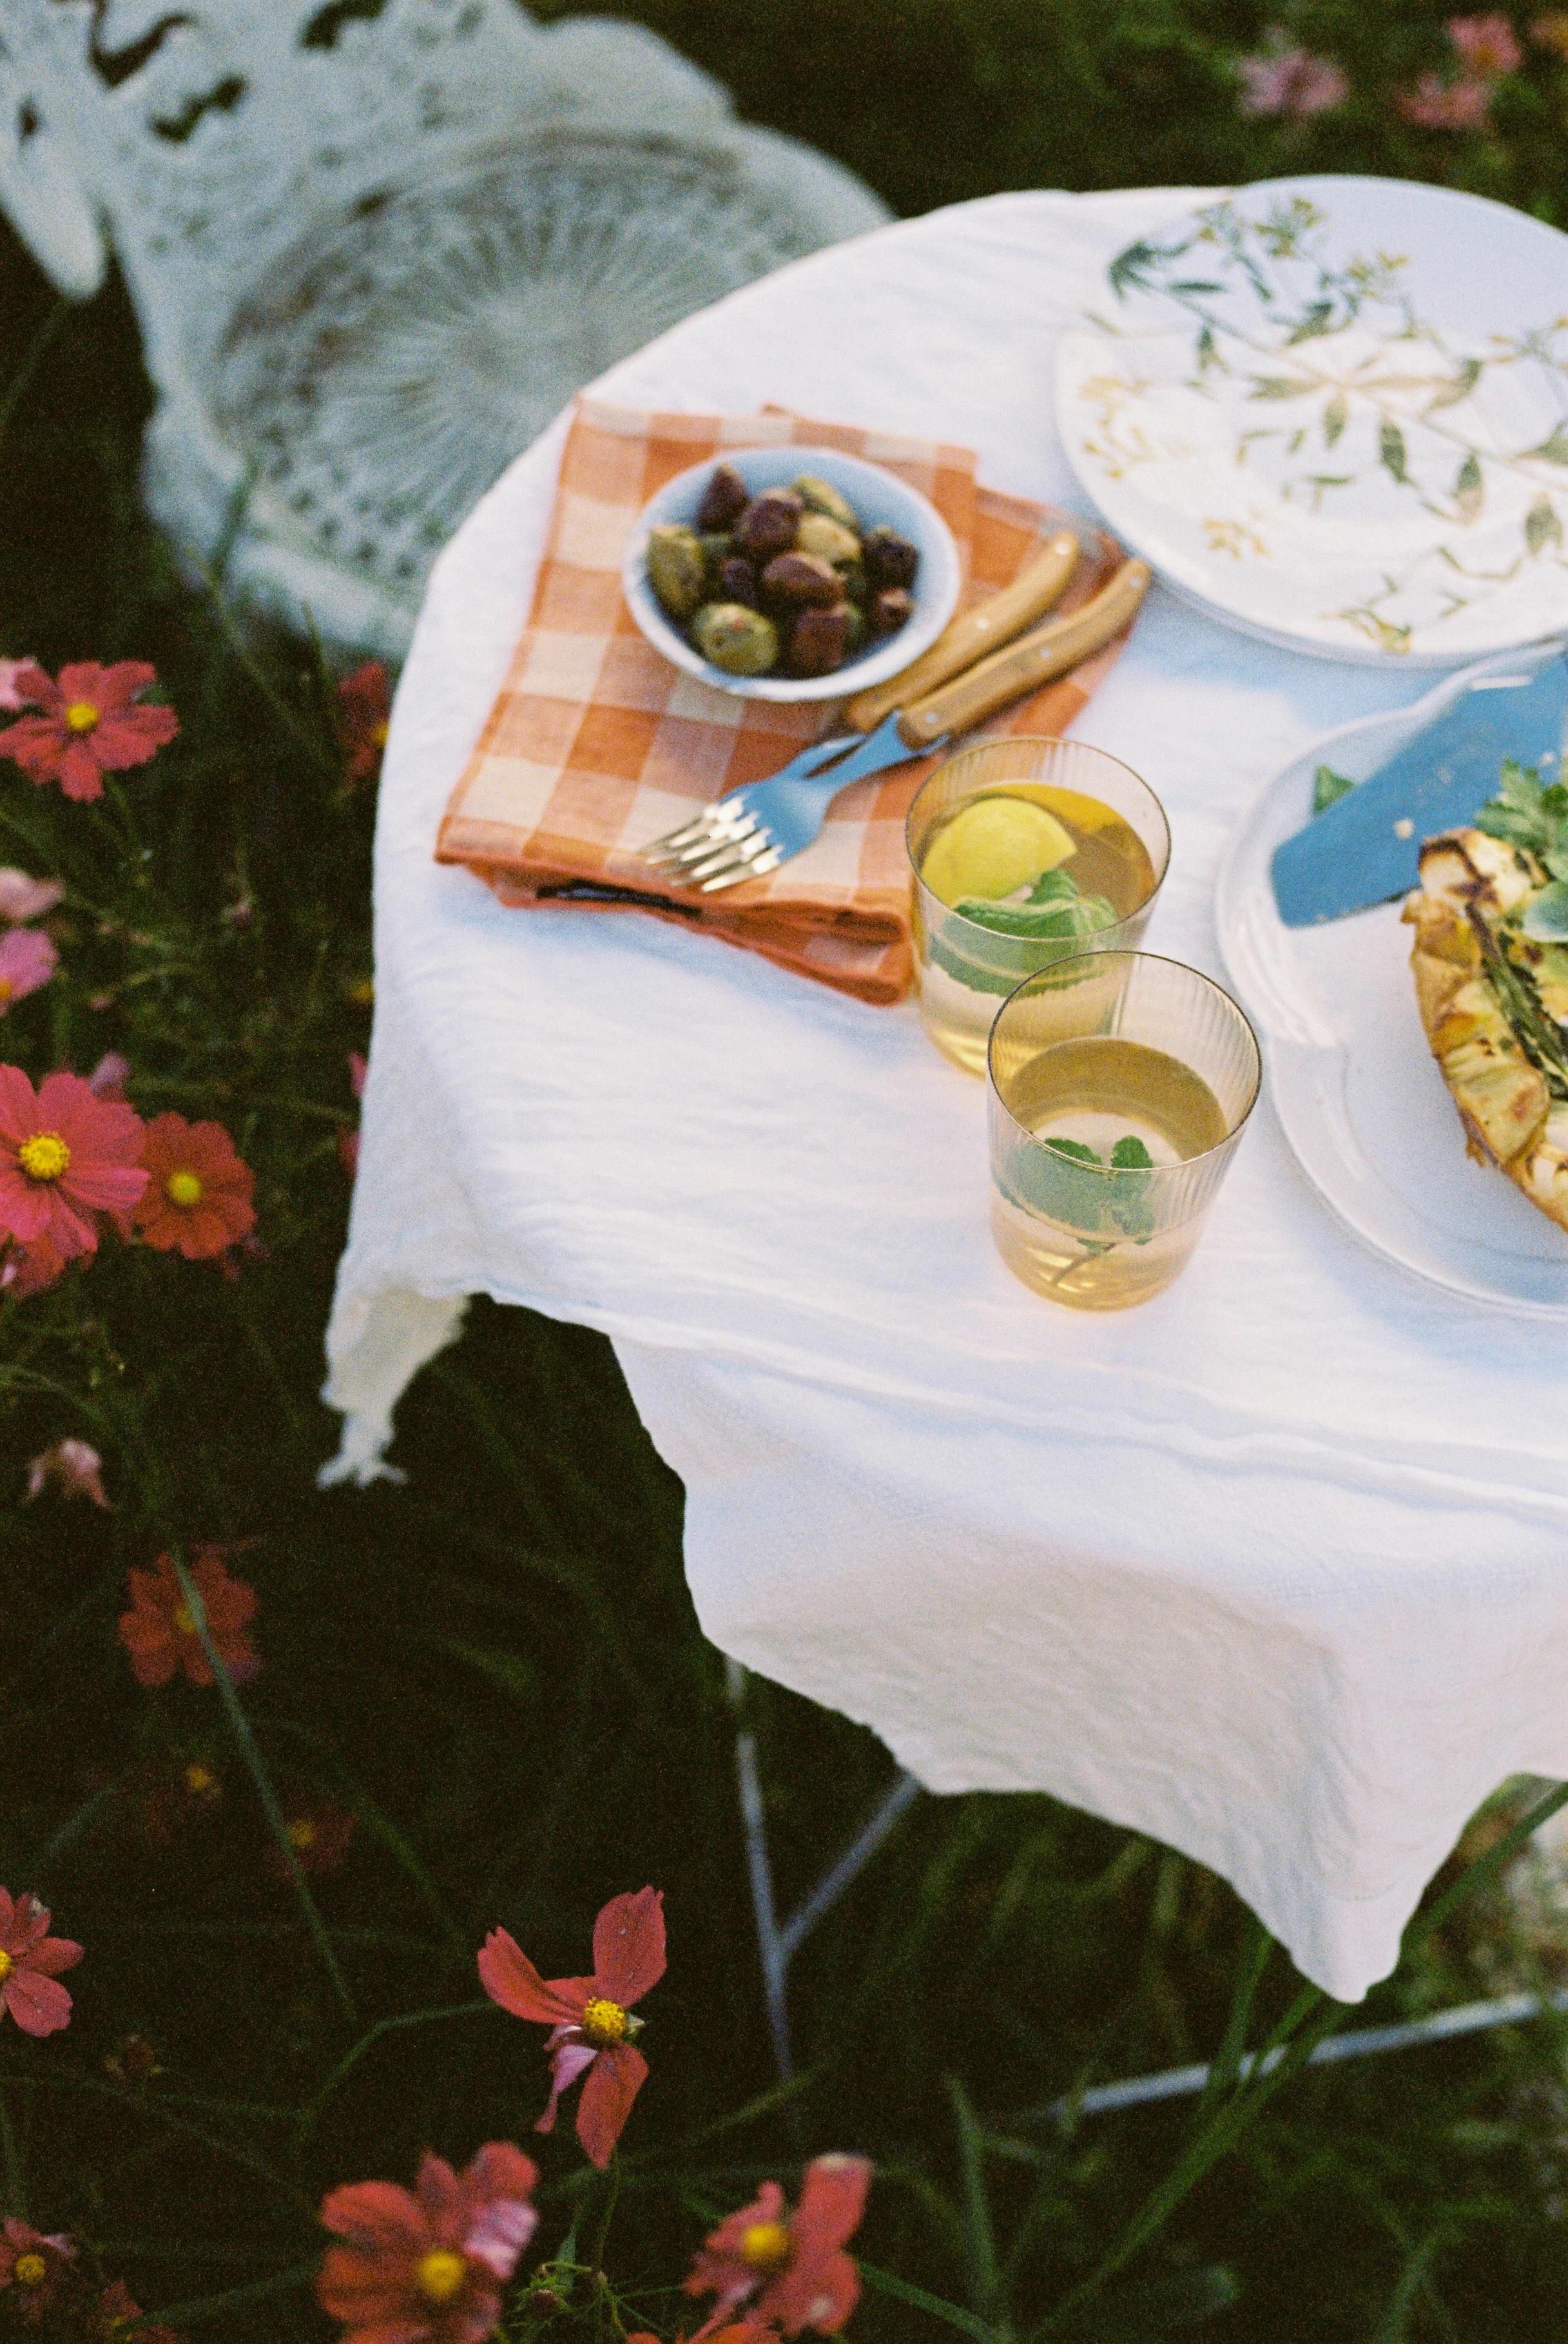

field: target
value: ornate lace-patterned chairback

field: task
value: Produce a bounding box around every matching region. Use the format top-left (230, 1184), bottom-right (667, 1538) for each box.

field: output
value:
top-left (0, 0), bottom-right (887, 650)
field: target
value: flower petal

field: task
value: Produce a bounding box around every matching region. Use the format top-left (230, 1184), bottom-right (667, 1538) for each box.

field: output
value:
top-left (3, 1967), bottom-right (72, 2035)
top-left (476, 1928), bottom-right (588, 2026)
top-left (575, 2040), bottom-right (647, 2168)
top-left (792, 2155), bottom-right (871, 2254)
top-left (24, 1935), bottom-right (82, 1977)
top-left (592, 1886), bottom-right (666, 2006)
top-left (320, 2178), bottom-right (430, 2249)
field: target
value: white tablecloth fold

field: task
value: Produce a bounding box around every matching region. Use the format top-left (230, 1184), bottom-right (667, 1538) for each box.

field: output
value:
top-left (324, 189), bottom-right (1568, 2002)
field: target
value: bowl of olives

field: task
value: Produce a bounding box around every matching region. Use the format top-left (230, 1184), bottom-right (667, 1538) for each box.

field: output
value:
top-left (623, 445), bottom-right (960, 702)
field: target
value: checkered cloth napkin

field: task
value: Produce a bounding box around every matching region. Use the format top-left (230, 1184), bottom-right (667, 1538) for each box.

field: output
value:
top-left (436, 400), bottom-right (1133, 1005)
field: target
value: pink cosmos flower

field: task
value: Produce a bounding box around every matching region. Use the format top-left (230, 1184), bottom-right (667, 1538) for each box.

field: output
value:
top-left (0, 661), bottom-right (34, 716)
top-left (0, 662), bottom-right (179, 802)
top-left (0, 927), bottom-right (57, 1014)
top-left (24, 1437), bottom-right (108, 1507)
top-left (685, 2156), bottom-right (872, 2339)
top-left (0, 1067), bottom-right (146, 1264)
top-left (1449, 12), bottom-right (1524, 74)
top-left (339, 1051), bottom-right (367, 1179)
top-left (0, 869), bottom-right (63, 925)
top-left (0, 1889), bottom-right (82, 2037)
top-left (1397, 68), bottom-right (1495, 122)
top-left (133, 1113), bottom-right (255, 1259)
top-left (318, 2143), bottom-right (538, 2344)
top-left (88, 1051), bottom-right (131, 1101)
top-left (478, 1886), bottom-right (665, 2167)
top-left (1535, 12), bottom-right (1568, 58)
top-left (1237, 35), bottom-right (1350, 117)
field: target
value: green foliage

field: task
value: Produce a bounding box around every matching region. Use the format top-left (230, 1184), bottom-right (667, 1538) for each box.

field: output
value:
top-left (4, 15), bottom-right (1568, 2337)
top-left (530, 0), bottom-right (1568, 228)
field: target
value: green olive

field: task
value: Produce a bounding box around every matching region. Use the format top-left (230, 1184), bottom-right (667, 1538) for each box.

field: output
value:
top-left (646, 525), bottom-right (707, 623)
top-left (793, 474), bottom-right (860, 532)
top-left (692, 602), bottom-right (780, 677)
top-left (797, 513), bottom-right (862, 570)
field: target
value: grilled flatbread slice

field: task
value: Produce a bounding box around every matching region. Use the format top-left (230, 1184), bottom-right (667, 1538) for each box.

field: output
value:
top-left (1402, 828), bottom-right (1568, 1232)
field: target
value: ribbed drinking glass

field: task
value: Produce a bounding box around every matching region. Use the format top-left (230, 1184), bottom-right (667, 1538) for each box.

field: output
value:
top-left (907, 736), bottom-right (1169, 1075)
top-left (987, 951), bottom-right (1261, 1310)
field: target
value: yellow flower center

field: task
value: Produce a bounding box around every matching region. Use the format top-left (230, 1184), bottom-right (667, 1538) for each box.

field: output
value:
top-left (13, 2253), bottom-right (48, 2287)
top-left (17, 1132), bottom-right (69, 1182)
top-left (184, 1763), bottom-right (215, 1795)
top-left (580, 1995), bottom-right (630, 2047)
top-left (166, 1169), bottom-right (204, 1208)
top-left (0, 982), bottom-right (11, 1005)
top-left (64, 701), bottom-right (100, 734)
top-left (416, 2249), bottom-right (467, 2305)
top-left (173, 1602), bottom-right (197, 1636)
top-left (0, 1950), bottom-right (12, 1984)
top-left (373, 720), bottom-right (389, 748)
top-left (740, 2220), bottom-right (793, 2274)
top-left (287, 1819), bottom-right (317, 1851)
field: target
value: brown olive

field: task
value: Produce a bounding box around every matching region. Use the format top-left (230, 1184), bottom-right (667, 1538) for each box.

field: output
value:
top-left (692, 602), bottom-right (779, 677)
top-left (786, 603), bottom-right (851, 677)
top-left (735, 489), bottom-right (802, 560)
top-left (868, 587), bottom-right (915, 637)
top-left (645, 525), bottom-right (707, 623)
top-left (862, 526), bottom-right (919, 592)
top-left (699, 531), bottom-right (734, 580)
top-left (760, 551), bottom-right (842, 611)
top-left (717, 556), bottom-right (760, 608)
top-left (697, 462), bottom-right (749, 532)
top-left (796, 512), bottom-right (861, 570)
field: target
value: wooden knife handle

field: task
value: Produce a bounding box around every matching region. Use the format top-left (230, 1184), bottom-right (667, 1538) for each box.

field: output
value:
top-left (896, 559), bottom-right (1150, 748)
top-left (841, 530), bottom-right (1080, 732)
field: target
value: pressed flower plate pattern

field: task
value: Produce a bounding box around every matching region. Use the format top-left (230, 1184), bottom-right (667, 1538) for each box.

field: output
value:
top-left (1058, 176), bottom-right (1568, 664)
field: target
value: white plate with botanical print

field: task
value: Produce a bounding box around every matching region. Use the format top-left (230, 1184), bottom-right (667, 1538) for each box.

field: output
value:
top-left (1216, 646), bottom-right (1568, 1314)
top-left (1058, 176), bottom-right (1568, 667)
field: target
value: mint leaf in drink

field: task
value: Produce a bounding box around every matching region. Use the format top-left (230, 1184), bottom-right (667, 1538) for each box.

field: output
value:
top-left (1044, 1137), bottom-right (1101, 1165)
top-left (1110, 1135), bottom-right (1156, 1168)
top-left (1312, 763), bottom-right (1355, 813)
top-left (953, 892), bottom-right (1118, 940)
top-left (1026, 867), bottom-right (1083, 907)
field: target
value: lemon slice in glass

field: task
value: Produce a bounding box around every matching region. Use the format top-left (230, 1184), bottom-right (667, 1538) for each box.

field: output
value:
top-left (919, 795), bottom-right (1075, 909)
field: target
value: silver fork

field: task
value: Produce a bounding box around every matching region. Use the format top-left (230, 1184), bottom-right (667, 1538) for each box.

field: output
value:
top-left (636, 557), bottom-right (1150, 894)
top-left (639, 713), bottom-right (919, 892)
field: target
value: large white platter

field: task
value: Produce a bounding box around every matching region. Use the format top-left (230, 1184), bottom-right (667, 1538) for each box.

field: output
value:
top-left (1058, 175), bottom-right (1568, 667)
top-left (1216, 648), bottom-right (1568, 1315)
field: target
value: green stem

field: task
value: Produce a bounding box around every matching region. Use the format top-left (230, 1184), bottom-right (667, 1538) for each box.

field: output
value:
top-left (0, 298), bottom-right (68, 460)
top-left (0, 2086), bottom-right (26, 2220)
top-left (168, 1548), bottom-right (357, 2028)
top-left (589, 2151), bottom-right (623, 2272)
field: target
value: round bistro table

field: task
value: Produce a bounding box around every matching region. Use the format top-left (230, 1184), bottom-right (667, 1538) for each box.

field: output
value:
top-left (324, 188), bottom-right (1568, 2004)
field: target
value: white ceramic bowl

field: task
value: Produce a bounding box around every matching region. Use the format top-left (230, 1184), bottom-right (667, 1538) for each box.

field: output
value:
top-left (621, 443), bottom-right (960, 702)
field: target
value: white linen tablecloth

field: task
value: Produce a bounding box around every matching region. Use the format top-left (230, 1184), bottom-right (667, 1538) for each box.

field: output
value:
top-left (324, 189), bottom-right (1568, 2004)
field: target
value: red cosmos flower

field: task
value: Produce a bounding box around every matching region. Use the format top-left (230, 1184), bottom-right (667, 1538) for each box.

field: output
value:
top-left (0, 2220), bottom-right (75, 2320)
top-left (0, 662), bottom-right (179, 803)
top-left (0, 1067), bottom-right (146, 1263)
top-left (133, 1114), bottom-right (255, 1259)
top-left (118, 1547), bottom-right (259, 1689)
top-left (318, 2142), bottom-right (538, 2344)
top-left (0, 661), bottom-right (34, 716)
top-left (95, 2279), bottom-right (185, 2341)
top-left (0, 1889), bottom-right (82, 2038)
top-left (24, 1437), bottom-right (108, 1506)
top-left (269, 1798), bottom-right (357, 1880)
top-left (685, 2157), bottom-right (871, 2339)
top-left (337, 662), bottom-right (391, 785)
top-left (0, 926), bottom-right (57, 1013)
top-left (478, 1887), bottom-right (665, 2169)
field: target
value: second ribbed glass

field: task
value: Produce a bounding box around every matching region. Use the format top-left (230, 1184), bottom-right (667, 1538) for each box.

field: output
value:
top-left (987, 951), bottom-right (1261, 1310)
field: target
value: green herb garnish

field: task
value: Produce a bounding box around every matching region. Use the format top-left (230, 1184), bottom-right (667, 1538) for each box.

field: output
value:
top-left (1312, 762), bottom-right (1355, 813)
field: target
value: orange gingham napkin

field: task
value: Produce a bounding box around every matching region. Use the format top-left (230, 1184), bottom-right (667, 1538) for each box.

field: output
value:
top-left (436, 400), bottom-right (1134, 1005)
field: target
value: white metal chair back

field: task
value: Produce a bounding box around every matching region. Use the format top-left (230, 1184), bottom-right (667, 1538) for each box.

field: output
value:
top-left (0, 1), bottom-right (887, 650)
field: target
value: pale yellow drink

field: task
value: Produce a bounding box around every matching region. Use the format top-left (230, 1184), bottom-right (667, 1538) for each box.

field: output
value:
top-left (907, 743), bottom-right (1168, 1076)
top-left (989, 1036), bottom-right (1228, 1308)
top-left (986, 952), bottom-right (1261, 1313)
